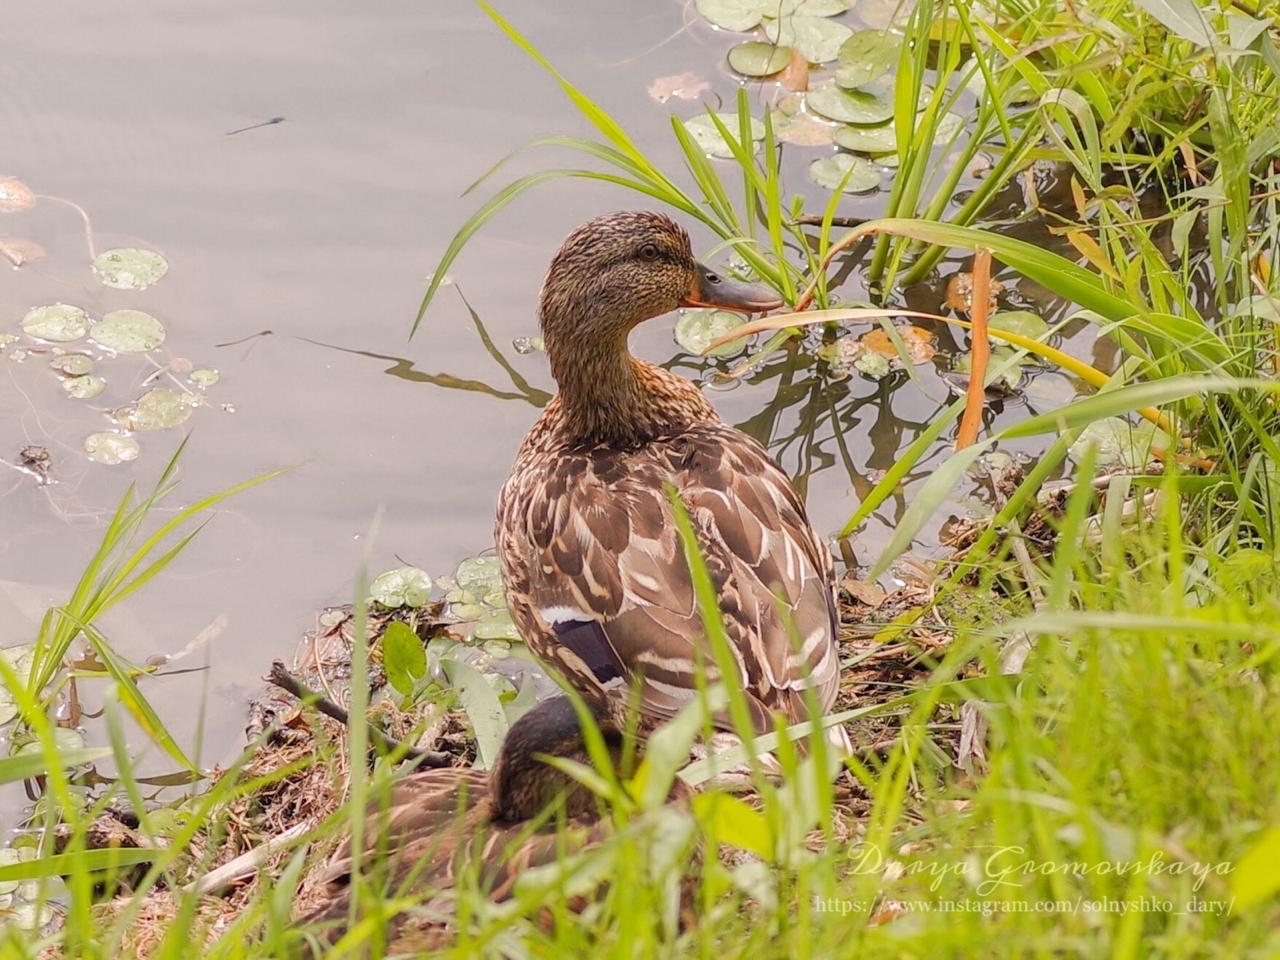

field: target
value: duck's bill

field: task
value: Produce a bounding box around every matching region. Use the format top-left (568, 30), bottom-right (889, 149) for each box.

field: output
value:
top-left (680, 264), bottom-right (783, 314)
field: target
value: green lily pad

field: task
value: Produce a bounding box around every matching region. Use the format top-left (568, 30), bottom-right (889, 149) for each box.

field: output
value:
top-left (931, 110), bottom-right (966, 144)
top-left (675, 309), bottom-right (750, 357)
top-left (474, 608), bottom-right (519, 642)
top-left (834, 120), bottom-right (898, 152)
top-left (764, 15), bottom-right (852, 63)
top-left (84, 432), bottom-right (140, 465)
top-left (992, 310), bottom-right (1049, 338)
top-left (683, 113), bottom-right (765, 159)
top-left (808, 153), bottom-right (881, 193)
top-left (21, 304), bottom-right (89, 343)
top-left (835, 29), bottom-right (903, 88)
top-left (371, 566), bottom-right (433, 608)
top-left (49, 354), bottom-right (94, 376)
top-left (696, 0), bottom-right (770, 32)
top-left (955, 346), bottom-right (1026, 392)
top-left (792, 0), bottom-right (849, 14)
top-left (62, 374), bottom-right (107, 399)
top-left (727, 41), bottom-right (793, 77)
top-left (806, 83), bottom-right (895, 124)
top-left (190, 368), bottom-right (220, 388)
top-left (90, 309), bottom-right (166, 353)
top-left (455, 555), bottom-right (505, 592)
top-left (121, 387), bottom-right (192, 431)
top-left (1069, 418), bottom-right (1172, 469)
top-left (93, 248), bottom-right (169, 290)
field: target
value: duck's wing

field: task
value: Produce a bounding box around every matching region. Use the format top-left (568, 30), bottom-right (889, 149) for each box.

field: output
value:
top-left (497, 422), bottom-right (840, 733)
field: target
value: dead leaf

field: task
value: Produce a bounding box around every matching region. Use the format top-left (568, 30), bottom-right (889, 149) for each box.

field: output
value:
top-left (780, 47), bottom-right (809, 92)
top-left (647, 72), bottom-right (710, 103)
top-left (772, 111), bottom-right (835, 146)
top-left (0, 236), bottom-right (47, 266)
top-left (868, 899), bottom-right (909, 927)
top-left (860, 325), bottom-right (936, 363)
top-left (943, 271), bottom-right (1004, 315)
top-left (0, 176), bottom-right (36, 213)
top-left (841, 576), bottom-right (887, 608)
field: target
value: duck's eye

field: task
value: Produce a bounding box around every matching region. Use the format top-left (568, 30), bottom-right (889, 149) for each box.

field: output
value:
top-left (637, 243), bottom-right (661, 262)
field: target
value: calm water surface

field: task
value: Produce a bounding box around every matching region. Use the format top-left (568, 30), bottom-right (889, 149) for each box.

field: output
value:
top-left (0, 0), bottom-right (1080, 813)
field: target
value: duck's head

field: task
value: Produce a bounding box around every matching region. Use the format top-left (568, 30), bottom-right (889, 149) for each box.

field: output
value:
top-left (488, 694), bottom-right (625, 822)
top-left (538, 211), bottom-right (781, 344)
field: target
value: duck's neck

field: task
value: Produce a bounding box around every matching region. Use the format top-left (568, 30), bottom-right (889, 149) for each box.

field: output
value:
top-left (545, 323), bottom-right (698, 449)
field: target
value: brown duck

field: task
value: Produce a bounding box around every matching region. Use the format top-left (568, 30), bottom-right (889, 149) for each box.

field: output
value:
top-left (496, 211), bottom-right (846, 748)
top-left (302, 695), bottom-right (621, 948)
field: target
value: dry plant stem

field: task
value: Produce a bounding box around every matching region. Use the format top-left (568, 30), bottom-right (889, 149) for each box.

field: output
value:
top-left (180, 819), bottom-right (314, 896)
top-left (37, 194), bottom-right (98, 261)
top-left (265, 661), bottom-right (450, 768)
top-left (956, 248), bottom-right (992, 450)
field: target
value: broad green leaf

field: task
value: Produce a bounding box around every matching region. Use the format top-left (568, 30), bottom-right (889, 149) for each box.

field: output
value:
top-left (675, 309), bottom-right (749, 357)
top-left (696, 0), bottom-right (769, 32)
top-left (90, 309), bottom-right (166, 353)
top-left (22, 304), bottom-right (89, 342)
top-left (84, 432), bottom-right (140, 465)
top-left (1131, 0), bottom-right (1217, 46)
top-left (370, 566), bottom-right (432, 608)
top-left (381, 621), bottom-right (427, 696)
top-left (727, 41), bottom-right (793, 77)
top-left (808, 153), bottom-right (880, 193)
top-left (1233, 825), bottom-right (1280, 907)
top-left (835, 121), bottom-right (897, 152)
top-left (807, 82), bottom-right (895, 124)
top-left (441, 657), bottom-right (509, 770)
top-left (692, 792), bottom-right (775, 860)
top-left (0, 748), bottom-right (113, 784)
top-left (119, 387), bottom-right (193, 431)
top-left (683, 113), bottom-right (765, 159)
top-left (835, 29), bottom-right (902, 88)
top-left (92, 248), bottom-right (169, 290)
top-left (764, 14), bottom-right (852, 62)
top-left (62, 375), bottom-right (107, 399)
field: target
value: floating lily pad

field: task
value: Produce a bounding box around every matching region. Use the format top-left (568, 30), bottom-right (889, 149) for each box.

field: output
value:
top-left (92, 248), bottom-right (169, 290)
top-left (955, 346), bottom-right (1025, 392)
top-left (0, 334), bottom-right (16, 349)
top-left (696, 0), bottom-right (770, 32)
top-left (22, 304), bottom-right (89, 343)
top-left (0, 177), bottom-right (36, 213)
top-left (62, 375), bottom-right (106, 399)
top-left (806, 83), bottom-right (895, 124)
top-left (675, 309), bottom-right (750, 357)
top-left (85, 432), bottom-right (140, 465)
top-left (728, 41), bottom-right (794, 77)
top-left (770, 110), bottom-right (837, 146)
top-left (683, 113), bottom-right (765, 159)
top-left (49, 354), bottom-right (94, 376)
top-left (454, 555), bottom-right (504, 592)
top-left (190, 368), bottom-right (220, 387)
top-left (809, 153), bottom-right (881, 193)
top-left (474, 608), bottom-right (519, 642)
top-left (816, 337), bottom-right (894, 379)
top-left (992, 310), bottom-right (1049, 338)
top-left (931, 110), bottom-right (966, 144)
top-left (120, 387), bottom-right (192, 431)
top-left (89, 309), bottom-right (166, 353)
top-left (764, 15), bottom-right (853, 63)
top-left (1070, 418), bottom-right (1172, 469)
top-left (835, 29), bottom-right (903, 88)
top-left (834, 120), bottom-right (898, 152)
top-left (792, 0), bottom-right (849, 14)
top-left (371, 566), bottom-right (433, 609)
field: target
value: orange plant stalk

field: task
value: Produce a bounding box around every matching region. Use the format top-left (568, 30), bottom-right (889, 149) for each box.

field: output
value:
top-left (956, 248), bottom-right (992, 450)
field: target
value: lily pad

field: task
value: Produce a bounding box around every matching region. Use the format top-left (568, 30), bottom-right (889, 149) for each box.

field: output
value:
top-left (474, 608), bottom-right (520, 642)
top-left (992, 310), bottom-right (1049, 338)
top-left (84, 432), bottom-right (140, 465)
top-left (190, 368), bottom-right (220, 387)
top-left (90, 310), bottom-right (166, 353)
top-left (808, 153), bottom-right (881, 193)
top-left (727, 42), bottom-right (794, 77)
top-left (92, 248), bottom-right (169, 291)
top-left (62, 375), bottom-right (107, 399)
top-left (835, 30), bottom-right (903, 88)
top-left (22, 304), bottom-right (89, 343)
top-left (834, 120), bottom-right (898, 152)
top-left (455, 555), bottom-right (505, 593)
top-left (806, 83), bottom-right (895, 124)
top-left (770, 110), bottom-right (837, 146)
top-left (1070, 418), bottom-right (1172, 469)
top-left (931, 110), bottom-right (966, 144)
top-left (696, 0), bottom-right (770, 32)
top-left (0, 177), bottom-right (36, 213)
top-left (955, 346), bottom-right (1025, 392)
top-left (861, 325), bottom-right (936, 363)
top-left (371, 566), bottom-right (433, 609)
top-left (675, 309), bottom-right (750, 357)
top-left (49, 354), bottom-right (94, 376)
top-left (683, 113), bottom-right (765, 159)
top-left (792, 0), bottom-right (849, 14)
top-left (764, 15), bottom-right (853, 63)
top-left (120, 387), bottom-right (192, 431)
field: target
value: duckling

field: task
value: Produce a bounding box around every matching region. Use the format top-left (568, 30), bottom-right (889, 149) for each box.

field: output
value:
top-left (300, 695), bottom-right (620, 948)
top-left (496, 211), bottom-right (846, 751)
